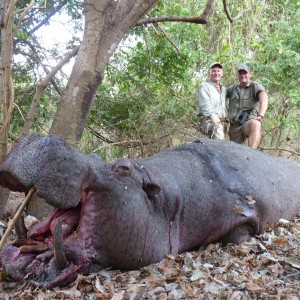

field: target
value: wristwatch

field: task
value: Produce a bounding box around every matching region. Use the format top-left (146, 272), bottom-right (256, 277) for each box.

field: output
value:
top-left (258, 114), bottom-right (264, 118)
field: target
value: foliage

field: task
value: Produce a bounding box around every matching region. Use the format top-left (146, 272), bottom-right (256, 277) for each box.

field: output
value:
top-left (6, 0), bottom-right (300, 158)
top-left (86, 17), bottom-right (202, 158)
top-left (9, 0), bottom-right (82, 142)
top-left (85, 0), bottom-right (300, 159)
top-left (244, 1), bottom-right (300, 149)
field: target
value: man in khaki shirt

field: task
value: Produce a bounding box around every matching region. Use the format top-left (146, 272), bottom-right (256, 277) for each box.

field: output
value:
top-left (227, 64), bottom-right (268, 149)
top-left (197, 62), bottom-right (228, 140)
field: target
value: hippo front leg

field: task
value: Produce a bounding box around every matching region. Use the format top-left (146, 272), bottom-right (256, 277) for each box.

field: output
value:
top-left (218, 224), bottom-right (256, 245)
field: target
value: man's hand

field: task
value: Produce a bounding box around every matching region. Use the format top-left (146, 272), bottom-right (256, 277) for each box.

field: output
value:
top-left (211, 117), bottom-right (221, 123)
top-left (256, 114), bottom-right (264, 122)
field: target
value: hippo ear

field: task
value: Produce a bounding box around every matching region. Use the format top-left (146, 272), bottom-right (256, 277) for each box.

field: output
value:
top-left (142, 179), bottom-right (161, 199)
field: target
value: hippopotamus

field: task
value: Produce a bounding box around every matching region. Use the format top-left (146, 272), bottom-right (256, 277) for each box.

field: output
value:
top-left (0, 133), bottom-right (300, 288)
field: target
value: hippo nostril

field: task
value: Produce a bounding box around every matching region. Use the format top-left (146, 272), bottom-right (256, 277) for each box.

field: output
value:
top-left (53, 220), bottom-right (67, 269)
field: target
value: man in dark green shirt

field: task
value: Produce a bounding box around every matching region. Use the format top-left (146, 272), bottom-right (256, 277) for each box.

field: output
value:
top-left (227, 64), bottom-right (268, 149)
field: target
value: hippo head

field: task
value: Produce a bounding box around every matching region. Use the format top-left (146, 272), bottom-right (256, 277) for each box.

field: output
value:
top-left (0, 134), bottom-right (162, 288)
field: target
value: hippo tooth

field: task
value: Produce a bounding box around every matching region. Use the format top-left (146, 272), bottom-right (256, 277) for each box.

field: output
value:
top-left (19, 243), bottom-right (50, 253)
top-left (12, 238), bottom-right (48, 248)
top-left (53, 220), bottom-right (67, 269)
top-left (15, 215), bottom-right (27, 240)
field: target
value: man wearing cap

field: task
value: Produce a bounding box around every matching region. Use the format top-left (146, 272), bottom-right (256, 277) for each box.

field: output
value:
top-left (196, 62), bottom-right (228, 140)
top-left (227, 64), bottom-right (268, 149)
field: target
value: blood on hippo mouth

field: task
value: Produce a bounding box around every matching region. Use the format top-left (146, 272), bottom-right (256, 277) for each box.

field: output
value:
top-left (11, 206), bottom-right (81, 270)
top-left (0, 186), bottom-right (86, 287)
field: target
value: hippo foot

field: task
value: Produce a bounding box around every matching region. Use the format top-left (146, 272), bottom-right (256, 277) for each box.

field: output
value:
top-left (217, 224), bottom-right (254, 245)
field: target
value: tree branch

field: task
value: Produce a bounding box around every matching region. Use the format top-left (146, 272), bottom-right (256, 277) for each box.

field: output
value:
top-left (259, 147), bottom-right (300, 157)
top-left (21, 46), bottom-right (79, 138)
top-left (156, 23), bottom-right (180, 52)
top-left (17, 40), bottom-right (64, 95)
top-left (222, 0), bottom-right (252, 23)
top-left (28, 0), bottom-right (68, 35)
top-left (14, 0), bottom-right (35, 35)
top-left (135, 0), bottom-right (215, 26)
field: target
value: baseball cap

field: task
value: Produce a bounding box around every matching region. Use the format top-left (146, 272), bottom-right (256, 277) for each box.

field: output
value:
top-left (209, 62), bottom-right (223, 69)
top-left (237, 64), bottom-right (250, 72)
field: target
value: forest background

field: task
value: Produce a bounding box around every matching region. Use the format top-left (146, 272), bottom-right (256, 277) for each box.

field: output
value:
top-left (1, 0), bottom-right (300, 163)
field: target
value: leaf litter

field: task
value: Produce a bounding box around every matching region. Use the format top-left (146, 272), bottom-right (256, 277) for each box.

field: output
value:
top-left (0, 195), bottom-right (300, 299)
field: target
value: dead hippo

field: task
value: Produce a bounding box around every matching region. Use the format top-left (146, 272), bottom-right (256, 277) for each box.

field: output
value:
top-left (0, 133), bottom-right (300, 288)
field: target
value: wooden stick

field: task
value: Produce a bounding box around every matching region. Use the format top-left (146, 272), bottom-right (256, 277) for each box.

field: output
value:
top-left (0, 187), bottom-right (35, 251)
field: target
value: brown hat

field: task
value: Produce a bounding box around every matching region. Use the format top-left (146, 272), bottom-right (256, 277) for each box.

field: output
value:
top-left (237, 64), bottom-right (250, 72)
top-left (209, 62), bottom-right (223, 69)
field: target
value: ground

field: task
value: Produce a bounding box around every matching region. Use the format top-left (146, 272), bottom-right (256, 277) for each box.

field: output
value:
top-left (0, 193), bottom-right (300, 299)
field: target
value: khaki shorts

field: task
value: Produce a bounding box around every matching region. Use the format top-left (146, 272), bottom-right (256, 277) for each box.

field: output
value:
top-left (200, 120), bottom-right (229, 140)
top-left (228, 122), bottom-right (247, 144)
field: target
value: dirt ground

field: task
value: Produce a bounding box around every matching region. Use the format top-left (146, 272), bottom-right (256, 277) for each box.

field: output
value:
top-left (0, 192), bottom-right (300, 299)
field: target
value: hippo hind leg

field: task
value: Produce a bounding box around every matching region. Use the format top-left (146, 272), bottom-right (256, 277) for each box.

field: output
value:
top-left (218, 224), bottom-right (254, 245)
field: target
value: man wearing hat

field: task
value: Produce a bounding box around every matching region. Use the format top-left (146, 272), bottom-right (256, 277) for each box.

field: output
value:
top-left (227, 64), bottom-right (268, 149)
top-left (196, 62), bottom-right (228, 140)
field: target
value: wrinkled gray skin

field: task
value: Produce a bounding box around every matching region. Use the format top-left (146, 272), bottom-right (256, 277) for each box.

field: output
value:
top-left (0, 133), bottom-right (300, 288)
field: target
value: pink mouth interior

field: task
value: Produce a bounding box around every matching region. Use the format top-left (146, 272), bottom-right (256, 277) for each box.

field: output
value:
top-left (27, 206), bottom-right (81, 245)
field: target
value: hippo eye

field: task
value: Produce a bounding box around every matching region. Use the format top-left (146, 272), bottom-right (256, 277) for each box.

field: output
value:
top-left (111, 158), bottom-right (132, 177)
top-left (119, 165), bottom-right (130, 171)
top-left (114, 164), bottom-right (131, 176)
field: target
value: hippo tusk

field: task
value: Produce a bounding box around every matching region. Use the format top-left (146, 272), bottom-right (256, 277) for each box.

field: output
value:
top-left (53, 220), bottom-right (67, 269)
top-left (15, 215), bottom-right (27, 240)
top-left (0, 187), bottom-right (35, 251)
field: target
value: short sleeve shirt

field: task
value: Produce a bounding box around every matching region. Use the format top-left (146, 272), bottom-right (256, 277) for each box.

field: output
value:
top-left (226, 81), bottom-right (265, 121)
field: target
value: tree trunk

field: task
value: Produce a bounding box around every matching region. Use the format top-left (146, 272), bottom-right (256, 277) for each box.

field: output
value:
top-left (50, 0), bottom-right (158, 145)
top-left (28, 1), bottom-right (158, 219)
top-left (0, 0), bottom-right (14, 218)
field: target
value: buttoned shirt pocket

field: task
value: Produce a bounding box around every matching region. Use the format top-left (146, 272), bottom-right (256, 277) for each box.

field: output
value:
top-left (240, 88), bottom-right (254, 110)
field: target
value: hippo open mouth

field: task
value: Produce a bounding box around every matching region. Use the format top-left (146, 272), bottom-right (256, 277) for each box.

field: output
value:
top-left (0, 134), bottom-right (109, 288)
top-left (0, 133), bottom-right (164, 288)
top-left (0, 181), bottom-right (100, 288)
top-left (1, 204), bottom-right (85, 288)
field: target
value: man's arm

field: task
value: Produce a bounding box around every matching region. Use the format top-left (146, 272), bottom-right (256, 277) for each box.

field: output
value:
top-left (257, 91), bottom-right (268, 118)
top-left (252, 82), bottom-right (268, 120)
top-left (198, 83), bottom-right (219, 122)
